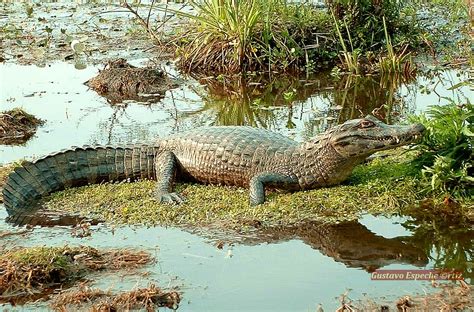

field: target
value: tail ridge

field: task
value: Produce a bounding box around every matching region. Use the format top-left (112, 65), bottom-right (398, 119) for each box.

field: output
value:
top-left (2, 145), bottom-right (158, 213)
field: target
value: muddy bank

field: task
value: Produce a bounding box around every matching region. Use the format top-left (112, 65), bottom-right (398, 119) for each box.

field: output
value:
top-left (0, 109), bottom-right (43, 145)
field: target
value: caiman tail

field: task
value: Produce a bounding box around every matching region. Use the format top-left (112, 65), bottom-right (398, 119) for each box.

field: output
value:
top-left (3, 145), bottom-right (158, 215)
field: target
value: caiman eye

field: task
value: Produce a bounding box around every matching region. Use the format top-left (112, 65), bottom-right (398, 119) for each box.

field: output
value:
top-left (358, 120), bottom-right (375, 128)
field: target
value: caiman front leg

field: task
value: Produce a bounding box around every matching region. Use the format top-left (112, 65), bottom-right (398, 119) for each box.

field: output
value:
top-left (249, 172), bottom-right (298, 206)
top-left (154, 151), bottom-right (185, 204)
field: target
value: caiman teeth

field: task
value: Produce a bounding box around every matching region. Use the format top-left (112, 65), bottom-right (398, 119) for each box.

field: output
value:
top-left (396, 137), bottom-right (400, 144)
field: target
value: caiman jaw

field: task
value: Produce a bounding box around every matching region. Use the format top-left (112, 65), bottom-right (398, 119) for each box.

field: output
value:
top-left (330, 116), bottom-right (425, 158)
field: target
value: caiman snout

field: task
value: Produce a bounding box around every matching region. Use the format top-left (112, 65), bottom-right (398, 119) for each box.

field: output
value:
top-left (412, 123), bottom-right (426, 135)
top-left (330, 117), bottom-right (427, 158)
top-left (408, 123), bottom-right (425, 142)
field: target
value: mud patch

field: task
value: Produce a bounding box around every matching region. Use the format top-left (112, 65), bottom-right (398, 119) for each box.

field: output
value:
top-left (0, 246), bottom-right (153, 304)
top-left (0, 109), bottom-right (43, 145)
top-left (85, 58), bottom-right (176, 104)
top-left (50, 283), bottom-right (180, 312)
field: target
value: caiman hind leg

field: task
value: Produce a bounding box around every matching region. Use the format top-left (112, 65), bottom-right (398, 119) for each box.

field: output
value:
top-left (154, 151), bottom-right (185, 204)
top-left (249, 172), bottom-right (298, 206)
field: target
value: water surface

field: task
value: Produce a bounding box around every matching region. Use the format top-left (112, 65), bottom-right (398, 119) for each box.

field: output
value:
top-left (0, 60), bottom-right (472, 311)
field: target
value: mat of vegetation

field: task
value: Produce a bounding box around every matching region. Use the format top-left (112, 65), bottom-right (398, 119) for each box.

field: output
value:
top-left (50, 283), bottom-right (180, 312)
top-left (0, 246), bottom-right (153, 303)
top-left (85, 58), bottom-right (177, 104)
top-left (0, 109), bottom-right (43, 145)
top-left (42, 102), bottom-right (474, 228)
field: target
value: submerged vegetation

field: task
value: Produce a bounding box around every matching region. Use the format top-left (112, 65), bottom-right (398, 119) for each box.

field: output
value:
top-left (193, 70), bottom-right (415, 134)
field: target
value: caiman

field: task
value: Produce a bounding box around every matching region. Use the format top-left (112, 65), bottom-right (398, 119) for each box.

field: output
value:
top-left (2, 116), bottom-right (424, 214)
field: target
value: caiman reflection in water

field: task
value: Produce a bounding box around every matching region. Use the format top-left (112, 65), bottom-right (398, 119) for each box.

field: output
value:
top-left (8, 207), bottom-right (473, 280)
top-left (235, 221), bottom-right (428, 272)
top-left (8, 208), bottom-right (427, 271)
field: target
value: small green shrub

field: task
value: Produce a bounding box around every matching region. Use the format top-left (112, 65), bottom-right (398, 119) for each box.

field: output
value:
top-left (174, 0), bottom-right (262, 73)
top-left (410, 102), bottom-right (473, 196)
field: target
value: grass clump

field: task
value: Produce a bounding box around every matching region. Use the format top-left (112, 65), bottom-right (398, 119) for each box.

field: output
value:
top-left (410, 102), bottom-right (473, 196)
top-left (0, 246), bottom-right (153, 303)
top-left (331, 7), bottom-right (417, 75)
top-left (0, 108), bottom-right (43, 145)
top-left (51, 283), bottom-right (180, 312)
top-left (173, 0), bottom-right (335, 73)
top-left (354, 281), bottom-right (472, 312)
top-left (377, 16), bottom-right (416, 75)
top-left (43, 149), bottom-right (425, 228)
top-left (328, 0), bottom-right (405, 51)
top-left (171, 0), bottom-right (424, 74)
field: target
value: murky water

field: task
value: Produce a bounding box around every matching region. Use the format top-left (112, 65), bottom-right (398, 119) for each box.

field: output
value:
top-left (0, 59), bottom-right (472, 310)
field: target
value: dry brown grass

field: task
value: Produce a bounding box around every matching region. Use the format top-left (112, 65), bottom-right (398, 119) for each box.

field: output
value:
top-left (0, 108), bottom-right (43, 145)
top-left (354, 281), bottom-right (473, 311)
top-left (51, 283), bottom-right (180, 312)
top-left (0, 246), bottom-right (153, 304)
top-left (407, 281), bottom-right (473, 312)
top-left (85, 58), bottom-right (176, 104)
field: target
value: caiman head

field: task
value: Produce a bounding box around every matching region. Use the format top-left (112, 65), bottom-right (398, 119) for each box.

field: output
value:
top-left (328, 115), bottom-right (425, 158)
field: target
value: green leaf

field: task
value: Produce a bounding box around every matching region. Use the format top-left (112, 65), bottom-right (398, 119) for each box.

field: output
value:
top-left (461, 127), bottom-right (474, 137)
top-left (447, 81), bottom-right (470, 91)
